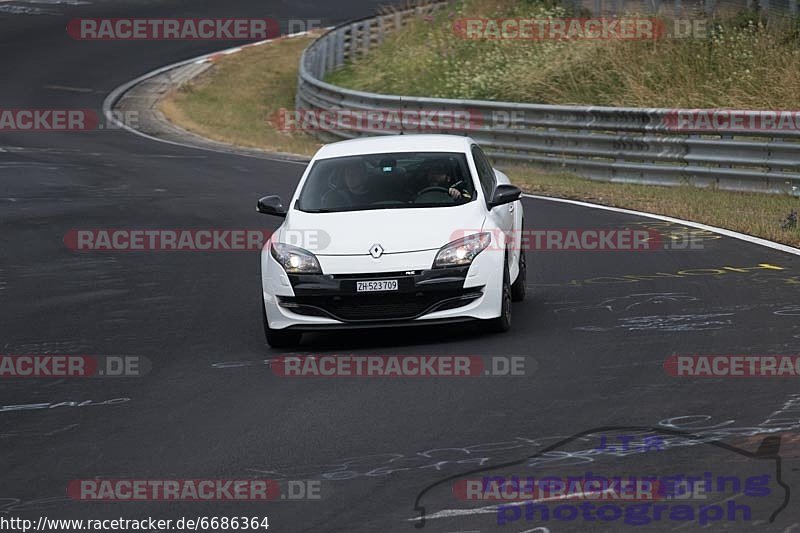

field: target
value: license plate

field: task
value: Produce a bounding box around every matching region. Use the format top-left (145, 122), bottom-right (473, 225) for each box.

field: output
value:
top-left (356, 279), bottom-right (398, 292)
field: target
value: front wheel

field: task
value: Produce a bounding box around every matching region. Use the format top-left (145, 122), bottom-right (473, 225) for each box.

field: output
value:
top-left (262, 298), bottom-right (302, 348)
top-left (487, 260), bottom-right (512, 333)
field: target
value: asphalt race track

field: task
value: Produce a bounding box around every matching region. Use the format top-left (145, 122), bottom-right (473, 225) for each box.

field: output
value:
top-left (2, 1), bottom-right (800, 532)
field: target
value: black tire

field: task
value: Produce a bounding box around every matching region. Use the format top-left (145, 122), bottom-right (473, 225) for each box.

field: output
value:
top-left (510, 249), bottom-right (526, 302)
top-left (487, 259), bottom-right (512, 333)
top-left (261, 298), bottom-right (302, 348)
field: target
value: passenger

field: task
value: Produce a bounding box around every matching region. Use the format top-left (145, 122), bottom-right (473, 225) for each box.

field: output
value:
top-left (322, 160), bottom-right (376, 208)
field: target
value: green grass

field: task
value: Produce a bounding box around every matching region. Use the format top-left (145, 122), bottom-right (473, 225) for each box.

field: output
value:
top-left (327, 0), bottom-right (800, 109)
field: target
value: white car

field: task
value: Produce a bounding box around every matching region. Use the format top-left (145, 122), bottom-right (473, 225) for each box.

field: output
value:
top-left (257, 134), bottom-right (526, 347)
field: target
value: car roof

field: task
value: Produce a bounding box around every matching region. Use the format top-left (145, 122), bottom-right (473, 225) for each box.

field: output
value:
top-left (313, 134), bottom-right (474, 160)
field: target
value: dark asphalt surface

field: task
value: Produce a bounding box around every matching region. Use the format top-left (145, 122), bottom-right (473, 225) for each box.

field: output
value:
top-left (2, 1), bottom-right (800, 532)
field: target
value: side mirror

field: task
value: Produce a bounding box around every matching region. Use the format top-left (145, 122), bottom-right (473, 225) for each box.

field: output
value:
top-left (257, 195), bottom-right (286, 217)
top-left (488, 184), bottom-right (521, 209)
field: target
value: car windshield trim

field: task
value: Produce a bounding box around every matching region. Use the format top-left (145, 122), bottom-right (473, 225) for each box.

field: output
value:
top-left (299, 202), bottom-right (472, 214)
top-left (295, 151), bottom-right (476, 213)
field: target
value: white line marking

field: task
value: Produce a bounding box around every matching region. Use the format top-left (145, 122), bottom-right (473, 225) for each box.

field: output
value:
top-left (43, 84), bottom-right (92, 93)
top-left (102, 30), bottom-right (328, 166)
top-left (522, 194), bottom-right (800, 257)
top-left (408, 490), bottom-right (609, 522)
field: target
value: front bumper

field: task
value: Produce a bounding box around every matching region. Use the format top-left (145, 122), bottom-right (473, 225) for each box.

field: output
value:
top-left (280, 267), bottom-right (482, 323)
top-left (261, 247), bottom-right (504, 331)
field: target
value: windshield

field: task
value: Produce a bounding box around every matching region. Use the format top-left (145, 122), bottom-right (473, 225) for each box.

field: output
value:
top-left (296, 152), bottom-right (476, 213)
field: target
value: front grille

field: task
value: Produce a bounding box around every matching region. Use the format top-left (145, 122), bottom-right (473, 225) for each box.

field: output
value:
top-left (280, 288), bottom-right (482, 322)
top-left (332, 271), bottom-right (418, 279)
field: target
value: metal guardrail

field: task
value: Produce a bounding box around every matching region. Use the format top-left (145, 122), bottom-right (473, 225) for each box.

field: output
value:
top-left (296, 3), bottom-right (800, 194)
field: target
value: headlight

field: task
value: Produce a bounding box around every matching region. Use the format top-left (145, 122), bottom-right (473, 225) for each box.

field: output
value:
top-left (433, 232), bottom-right (492, 268)
top-left (270, 242), bottom-right (322, 274)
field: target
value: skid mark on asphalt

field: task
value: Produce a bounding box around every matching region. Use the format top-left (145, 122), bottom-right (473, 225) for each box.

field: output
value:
top-left (0, 423), bottom-right (78, 440)
top-left (0, 496), bottom-right (73, 513)
top-left (574, 313), bottom-right (735, 332)
top-left (0, 397), bottom-right (130, 413)
top-left (531, 263), bottom-right (790, 289)
top-left (0, 0), bottom-right (88, 15)
top-left (554, 293), bottom-right (699, 314)
top-left (42, 84), bottom-right (93, 93)
top-left (1, 339), bottom-right (90, 354)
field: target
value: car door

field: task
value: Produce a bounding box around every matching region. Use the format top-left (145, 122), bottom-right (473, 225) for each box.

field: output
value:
top-left (471, 145), bottom-right (516, 274)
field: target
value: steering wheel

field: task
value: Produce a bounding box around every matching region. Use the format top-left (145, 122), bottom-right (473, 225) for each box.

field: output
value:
top-left (413, 186), bottom-right (452, 202)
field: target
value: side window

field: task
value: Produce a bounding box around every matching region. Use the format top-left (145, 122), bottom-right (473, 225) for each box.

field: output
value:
top-left (471, 145), bottom-right (496, 201)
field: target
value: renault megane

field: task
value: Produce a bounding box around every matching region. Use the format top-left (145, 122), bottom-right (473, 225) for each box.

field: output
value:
top-left (257, 134), bottom-right (526, 347)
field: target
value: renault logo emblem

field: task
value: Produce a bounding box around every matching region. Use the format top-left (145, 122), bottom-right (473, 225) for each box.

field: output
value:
top-left (369, 244), bottom-right (384, 258)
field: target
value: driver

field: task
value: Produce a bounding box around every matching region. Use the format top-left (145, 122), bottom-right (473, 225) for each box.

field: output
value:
top-left (424, 162), bottom-right (471, 201)
top-left (322, 159), bottom-right (377, 208)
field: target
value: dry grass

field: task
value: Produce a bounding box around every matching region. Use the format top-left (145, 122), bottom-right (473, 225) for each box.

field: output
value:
top-left (508, 166), bottom-right (800, 246)
top-left (160, 34), bottom-right (323, 156)
top-left (327, 0), bottom-right (800, 109)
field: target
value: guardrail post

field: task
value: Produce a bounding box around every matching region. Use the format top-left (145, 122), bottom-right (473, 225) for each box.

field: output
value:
top-left (348, 23), bottom-right (358, 60)
top-left (326, 32), bottom-right (335, 73)
top-left (335, 28), bottom-right (345, 68)
top-left (377, 14), bottom-right (386, 44)
top-left (362, 20), bottom-right (371, 54)
top-left (319, 39), bottom-right (328, 77)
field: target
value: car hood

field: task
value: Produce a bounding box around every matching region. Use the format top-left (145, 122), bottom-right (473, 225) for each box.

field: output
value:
top-left (277, 204), bottom-right (486, 256)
